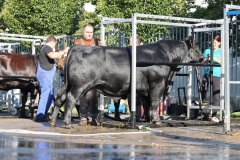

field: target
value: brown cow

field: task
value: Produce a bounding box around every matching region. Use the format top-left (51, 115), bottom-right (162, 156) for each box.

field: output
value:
top-left (0, 52), bottom-right (39, 117)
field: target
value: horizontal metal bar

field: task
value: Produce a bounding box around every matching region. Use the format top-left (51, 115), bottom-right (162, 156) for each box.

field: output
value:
top-left (102, 19), bottom-right (132, 25)
top-left (194, 27), bottom-right (222, 32)
top-left (0, 33), bottom-right (46, 39)
top-left (229, 81), bottom-right (240, 84)
top-left (225, 4), bottom-right (240, 10)
top-left (137, 62), bottom-right (221, 67)
top-left (0, 37), bottom-right (41, 42)
top-left (0, 76), bottom-right (36, 79)
top-left (176, 73), bottom-right (189, 76)
top-left (136, 20), bottom-right (192, 27)
top-left (0, 43), bottom-right (20, 45)
top-left (194, 20), bottom-right (223, 27)
top-left (188, 105), bottom-right (221, 110)
top-left (134, 13), bottom-right (224, 25)
top-left (230, 20), bottom-right (240, 23)
top-left (0, 33), bottom-right (67, 40)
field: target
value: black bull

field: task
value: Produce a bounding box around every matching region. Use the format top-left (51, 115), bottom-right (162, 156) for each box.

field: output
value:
top-left (50, 39), bottom-right (202, 128)
top-left (0, 52), bottom-right (39, 117)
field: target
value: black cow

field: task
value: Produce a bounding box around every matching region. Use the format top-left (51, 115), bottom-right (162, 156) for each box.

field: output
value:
top-left (0, 52), bottom-right (39, 117)
top-left (50, 38), bottom-right (202, 128)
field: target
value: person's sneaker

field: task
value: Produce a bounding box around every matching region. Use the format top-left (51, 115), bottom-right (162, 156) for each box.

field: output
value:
top-left (211, 117), bottom-right (220, 123)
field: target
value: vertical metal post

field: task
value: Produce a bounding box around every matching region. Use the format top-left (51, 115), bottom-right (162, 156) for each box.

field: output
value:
top-left (219, 24), bottom-right (225, 122)
top-left (209, 33), bottom-right (213, 106)
top-left (7, 44), bottom-right (11, 53)
top-left (32, 41), bottom-right (36, 55)
top-left (99, 17), bottom-right (106, 125)
top-left (223, 5), bottom-right (231, 133)
top-left (187, 66), bottom-right (193, 119)
top-left (131, 14), bottom-right (137, 128)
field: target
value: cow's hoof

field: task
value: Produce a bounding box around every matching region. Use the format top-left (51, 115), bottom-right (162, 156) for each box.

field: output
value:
top-left (154, 121), bottom-right (162, 125)
top-left (19, 113), bottom-right (28, 119)
top-left (79, 120), bottom-right (88, 126)
top-left (150, 120), bottom-right (161, 125)
top-left (114, 115), bottom-right (121, 120)
top-left (48, 121), bottom-right (56, 127)
top-left (90, 119), bottom-right (98, 126)
top-left (63, 124), bottom-right (74, 129)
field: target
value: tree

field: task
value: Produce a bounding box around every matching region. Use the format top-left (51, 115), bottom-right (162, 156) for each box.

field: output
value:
top-left (0, 0), bottom-right (79, 35)
top-left (190, 0), bottom-right (240, 20)
top-left (74, 1), bottom-right (101, 35)
top-left (94, 0), bottom-right (195, 43)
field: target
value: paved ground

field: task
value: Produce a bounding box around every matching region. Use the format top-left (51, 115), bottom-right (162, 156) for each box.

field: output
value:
top-left (0, 113), bottom-right (240, 159)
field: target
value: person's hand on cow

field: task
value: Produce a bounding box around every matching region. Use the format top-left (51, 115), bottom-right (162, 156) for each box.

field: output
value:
top-left (100, 40), bottom-right (106, 46)
top-left (63, 47), bottom-right (70, 57)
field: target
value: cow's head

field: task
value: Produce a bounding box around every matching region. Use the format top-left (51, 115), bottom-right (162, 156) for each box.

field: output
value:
top-left (183, 36), bottom-right (203, 63)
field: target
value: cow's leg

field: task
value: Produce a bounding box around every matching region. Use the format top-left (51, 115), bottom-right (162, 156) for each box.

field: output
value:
top-left (78, 97), bottom-right (89, 126)
top-left (49, 85), bottom-right (67, 127)
top-left (127, 94), bottom-right (142, 122)
top-left (29, 87), bottom-right (39, 118)
top-left (87, 89), bottom-right (99, 125)
top-left (140, 95), bottom-right (151, 122)
top-left (63, 87), bottom-right (79, 129)
top-left (19, 89), bottom-right (27, 118)
top-left (150, 81), bottom-right (165, 124)
top-left (114, 99), bottom-right (121, 119)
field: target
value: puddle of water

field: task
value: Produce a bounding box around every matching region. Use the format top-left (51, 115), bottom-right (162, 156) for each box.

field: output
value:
top-left (0, 135), bottom-right (239, 160)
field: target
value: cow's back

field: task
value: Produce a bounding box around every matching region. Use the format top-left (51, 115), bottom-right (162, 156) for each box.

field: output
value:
top-left (0, 52), bottom-right (38, 91)
top-left (129, 40), bottom-right (187, 64)
top-left (0, 52), bottom-right (37, 77)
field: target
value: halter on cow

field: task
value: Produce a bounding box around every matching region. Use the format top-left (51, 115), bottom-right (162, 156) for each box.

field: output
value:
top-left (49, 37), bottom-right (202, 128)
top-left (0, 52), bottom-right (39, 117)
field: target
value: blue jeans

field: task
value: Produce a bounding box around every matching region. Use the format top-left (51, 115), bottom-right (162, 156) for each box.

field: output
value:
top-left (36, 62), bottom-right (56, 119)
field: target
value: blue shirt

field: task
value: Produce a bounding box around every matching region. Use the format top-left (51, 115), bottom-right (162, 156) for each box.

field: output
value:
top-left (203, 48), bottom-right (221, 77)
top-left (212, 48), bottom-right (221, 77)
top-left (203, 48), bottom-right (210, 75)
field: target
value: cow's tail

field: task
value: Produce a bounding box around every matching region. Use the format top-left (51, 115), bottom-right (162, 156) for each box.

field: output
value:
top-left (55, 46), bottom-right (76, 107)
top-left (63, 45), bottom-right (75, 88)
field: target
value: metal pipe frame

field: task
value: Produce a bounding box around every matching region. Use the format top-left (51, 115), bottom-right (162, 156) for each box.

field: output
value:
top-left (194, 27), bottom-right (222, 32)
top-left (131, 14), bottom-right (137, 128)
top-left (99, 17), bottom-right (106, 124)
top-left (136, 20), bottom-right (192, 27)
top-left (134, 13), bottom-right (223, 25)
top-left (194, 20), bottom-right (223, 27)
top-left (223, 4), bottom-right (240, 134)
top-left (0, 33), bottom-right (66, 40)
top-left (0, 37), bottom-right (41, 42)
top-left (100, 13), bottom-right (225, 128)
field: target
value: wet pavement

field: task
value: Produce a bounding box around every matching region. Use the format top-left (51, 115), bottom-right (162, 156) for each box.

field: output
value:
top-left (0, 115), bottom-right (240, 160)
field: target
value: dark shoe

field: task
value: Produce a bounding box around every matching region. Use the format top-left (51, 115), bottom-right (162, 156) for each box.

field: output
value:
top-left (35, 117), bottom-right (49, 122)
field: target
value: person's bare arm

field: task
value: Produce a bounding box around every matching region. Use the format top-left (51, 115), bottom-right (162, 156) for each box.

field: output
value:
top-left (48, 47), bottom-right (70, 59)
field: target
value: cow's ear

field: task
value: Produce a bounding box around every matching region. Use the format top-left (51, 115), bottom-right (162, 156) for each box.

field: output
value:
top-left (189, 36), bottom-right (194, 48)
top-left (183, 37), bottom-right (191, 49)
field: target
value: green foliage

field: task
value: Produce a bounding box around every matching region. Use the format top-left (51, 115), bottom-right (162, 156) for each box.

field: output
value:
top-left (74, 1), bottom-right (100, 35)
top-left (231, 112), bottom-right (240, 118)
top-left (0, 0), bottom-right (79, 35)
top-left (190, 0), bottom-right (240, 20)
top-left (94, 0), bottom-right (195, 43)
